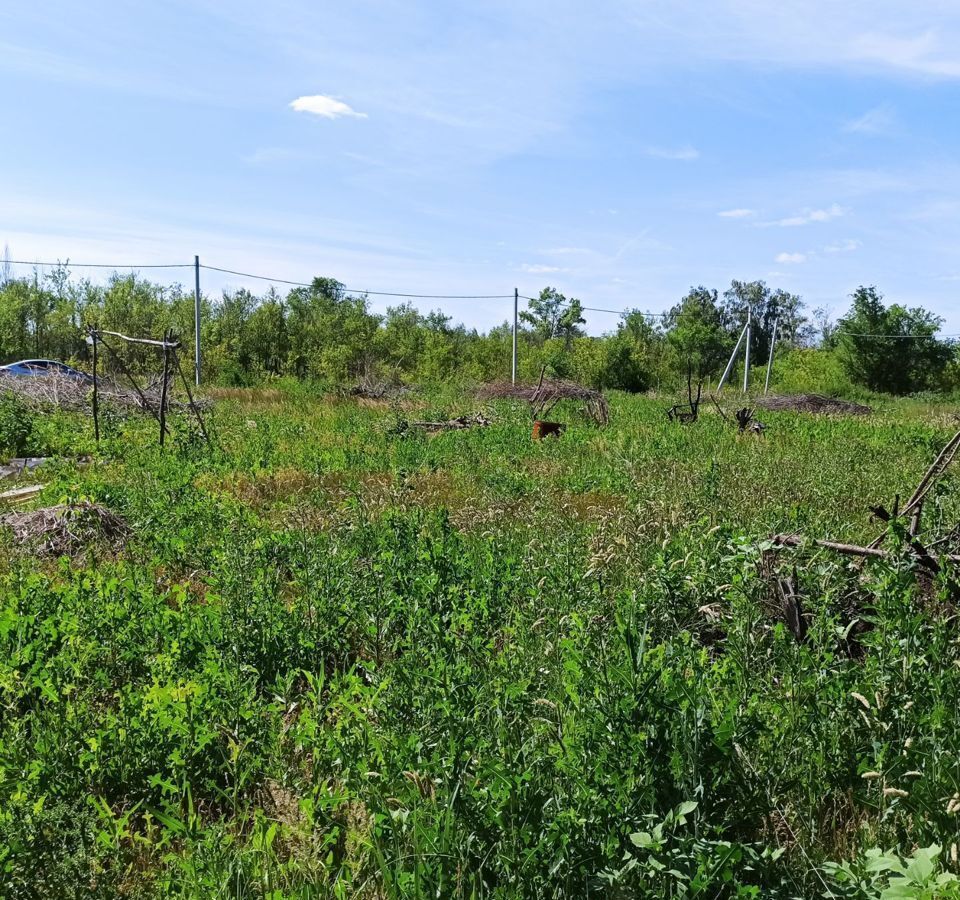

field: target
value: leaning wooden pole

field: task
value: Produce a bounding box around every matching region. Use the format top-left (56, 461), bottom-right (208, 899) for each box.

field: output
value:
top-left (158, 329), bottom-right (171, 448)
top-left (173, 349), bottom-right (211, 447)
top-left (95, 336), bottom-right (163, 427)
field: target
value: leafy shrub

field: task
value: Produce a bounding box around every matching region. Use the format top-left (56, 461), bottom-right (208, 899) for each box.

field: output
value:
top-left (0, 391), bottom-right (34, 457)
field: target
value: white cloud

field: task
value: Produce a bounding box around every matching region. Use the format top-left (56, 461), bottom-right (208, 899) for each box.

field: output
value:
top-left (645, 145), bottom-right (699, 161)
top-left (290, 94), bottom-right (367, 119)
top-left (850, 30), bottom-right (960, 78)
top-left (718, 208), bottom-right (756, 218)
top-left (843, 104), bottom-right (896, 135)
top-left (243, 147), bottom-right (320, 164)
top-left (774, 204), bottom-right (846, 226)
top-left (824, 238), bottom-right (862, 253)
top-left (775, 252), bottom-right (807, 264)
top-left (543, 246), bottom-right (593, 256)
top-left (521, 263), bottom-right (563, 274)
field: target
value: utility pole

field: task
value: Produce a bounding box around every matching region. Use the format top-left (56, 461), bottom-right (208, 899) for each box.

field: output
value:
top-left (764, 317), bottom-right (778, 394)
top-left (716, 321), bottom-right (748, 393)
top-left (742, 307), bottom-right (752, 393)
top-left (512, 288), bottom-right (518, 384)
top-left (194, 255), bottom-right (201, 386)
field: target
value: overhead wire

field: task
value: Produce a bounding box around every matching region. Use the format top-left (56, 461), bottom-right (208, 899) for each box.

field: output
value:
top-left (5, 258), bottom-right (959, 336)
top-left (200, 264), bottom-right (515, 299)
top-left (6, 259), bottom-right (191, 269)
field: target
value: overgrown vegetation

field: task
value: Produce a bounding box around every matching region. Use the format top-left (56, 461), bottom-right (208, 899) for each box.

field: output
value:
top-left (2, 266), bottom-right (956, 397)
top-left (3, 386), bottom-right (960, 896)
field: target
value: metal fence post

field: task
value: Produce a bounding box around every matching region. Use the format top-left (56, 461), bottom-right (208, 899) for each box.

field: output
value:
top-left (764, 317), bottom-right (778, 394)
top-left (512, 288), bottom-right (518, 384)
top-left (742, 307), bottom-right (752, 393)
top-left (194, 255), bottom-right (201, 386)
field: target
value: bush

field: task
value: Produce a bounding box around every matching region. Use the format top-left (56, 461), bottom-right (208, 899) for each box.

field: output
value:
top-left (0, 391), bottom-right (34, 457)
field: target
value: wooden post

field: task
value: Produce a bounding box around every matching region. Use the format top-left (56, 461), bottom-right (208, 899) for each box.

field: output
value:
top-left (173, 349), bottom-right (212, 447)
top-left (91, 329), bottom-right (100, 444)
top-left (159, 329), bottom-right (171, 448)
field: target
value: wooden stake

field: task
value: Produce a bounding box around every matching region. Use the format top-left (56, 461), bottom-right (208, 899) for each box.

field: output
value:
top-left (159, 329), bottom-right (170, 448)
top-left (173, 349), bottom-right (211, 447)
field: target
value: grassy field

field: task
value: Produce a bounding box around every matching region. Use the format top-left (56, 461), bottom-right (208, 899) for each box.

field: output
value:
top-left (3, 386), bottom-right (960, 898)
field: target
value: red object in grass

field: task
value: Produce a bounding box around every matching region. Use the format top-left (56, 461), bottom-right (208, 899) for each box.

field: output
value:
top-left (532, 421), bottom-right (565, 440)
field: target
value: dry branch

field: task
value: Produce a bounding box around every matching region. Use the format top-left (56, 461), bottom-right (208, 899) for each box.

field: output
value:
top-left (409, 412), bottom-right (492, 432)
top-left (754, 394), bottom-right (872, 416)
top-left (0, 502), bottom-right (130, 556)
top-left (477, 377), bottom-right (609, 426)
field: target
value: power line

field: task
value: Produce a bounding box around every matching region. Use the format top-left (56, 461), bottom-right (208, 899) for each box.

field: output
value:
top-left (6, 259), bottom-right (191, 269)
top-left (518, 296), bottom-right (671, 317)
top-left (7, 258), bottom-right (957, 334)
top-left (835, 330), bottom-right (960, 339)
top-left (200, 264), bottom-right (514, 299)
top-left (6, 258), bottom-right (515, 300)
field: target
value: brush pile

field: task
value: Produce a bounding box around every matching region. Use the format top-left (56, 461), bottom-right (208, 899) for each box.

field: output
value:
top-left (346, 376), bottom-right (412, 401)
top-left (754, 394), bottom-right (872, 416)
top-left (478, 378), bottom-right (609, 426)
top-left (0, 501), bottom-right (130, 556)
top-left (0, 372), bottom-right (192, 415)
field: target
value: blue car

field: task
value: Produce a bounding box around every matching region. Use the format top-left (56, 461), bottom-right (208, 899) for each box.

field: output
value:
top-left (0, 359), bottom-right (94, 384)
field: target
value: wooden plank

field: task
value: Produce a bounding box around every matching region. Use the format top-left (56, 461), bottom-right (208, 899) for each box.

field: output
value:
top-left (0, 484), bottom-right (43, 504)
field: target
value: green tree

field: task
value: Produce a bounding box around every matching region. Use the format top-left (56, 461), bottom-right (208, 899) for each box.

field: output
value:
top-left (836, 286), bottom-right (955, 394)
top-left (722, 280), bottom-right (805, 365)
top-left (593, 310), bottom-right (662, 391)
top-left (285, 278), bottom-right (380, 380)
top-left (521, 287), bottom-right (585, 349)
top-left (665, 287), bottom-right (730, 382)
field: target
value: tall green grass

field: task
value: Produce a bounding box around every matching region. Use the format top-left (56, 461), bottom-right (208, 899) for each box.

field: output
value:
top-left (2, 387), bottom-right (960, 897)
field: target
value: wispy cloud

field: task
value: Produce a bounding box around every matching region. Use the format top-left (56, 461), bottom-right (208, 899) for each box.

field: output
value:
top-left (290, 94), bottom-right (367, 119)
top-left (521, 263), bottom-right (564, 274)
top-left (851, 30), bottom-right (960, 78)
top-left (843, 104), bottom-right (896, 135)
top-left (718, 208), bottom-right (756, 219)
top-left (243, 147), bottom-right (321, 164)
top-left (645, 145), bottom-right (699, 161)
top-left (771, 204), bottom-right (846, 227)
top-left (824, 238), bottom-right (862, 253)
top-left (543, 246), bottom-right (593, 256)
top-left (775, 252), bottom-right (807, 264)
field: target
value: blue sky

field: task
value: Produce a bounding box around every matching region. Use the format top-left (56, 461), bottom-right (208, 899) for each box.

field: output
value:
top-left (3, 0), bottom-right (960, 334)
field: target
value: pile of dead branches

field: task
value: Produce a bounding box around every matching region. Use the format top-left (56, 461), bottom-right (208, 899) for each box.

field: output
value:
top-left (408, 412), bottom-right (491, 432)
top-left (478, 377), bottom-right (609, 426)
top-left (754, 394), bottom-right (872, 416)
top-left (345, 376), bottom-right (411, 401)
top-left (0, 373), bottom-right (200, 416)
top-left (0, 501), bottom-right (130, 556)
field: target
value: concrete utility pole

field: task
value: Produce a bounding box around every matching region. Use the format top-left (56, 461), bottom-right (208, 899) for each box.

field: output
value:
top-left (742, 307), bottom-right (752, 393)
top-left (194, 255), bottom-right (201, 386)
top-left (764, 317), bottom-right (778, 395)
top-left (716, 321), bottom-right (749, 393)
top-left (512, 288), bottom-right (518, 384)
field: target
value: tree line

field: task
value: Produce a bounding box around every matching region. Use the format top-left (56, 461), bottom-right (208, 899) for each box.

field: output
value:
top-left (0, 264), bottom-right (956, 396)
